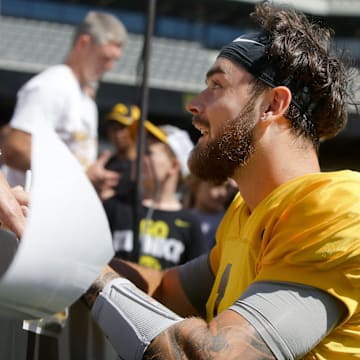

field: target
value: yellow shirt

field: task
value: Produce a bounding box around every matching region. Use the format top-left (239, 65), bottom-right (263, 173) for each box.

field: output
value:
top-left (208, 170), bottom-right (360, 359)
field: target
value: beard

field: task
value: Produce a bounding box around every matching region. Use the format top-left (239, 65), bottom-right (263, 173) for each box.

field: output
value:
top-left (188, 101), bottom-right (257, 184)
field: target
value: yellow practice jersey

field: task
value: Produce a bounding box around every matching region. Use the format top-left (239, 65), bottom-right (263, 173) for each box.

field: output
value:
top-left (208, 170), bottom-right (360, 359)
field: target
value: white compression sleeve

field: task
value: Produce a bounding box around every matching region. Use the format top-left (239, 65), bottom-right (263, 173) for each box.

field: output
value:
top-left (92, 277), bottom-right (184, 360)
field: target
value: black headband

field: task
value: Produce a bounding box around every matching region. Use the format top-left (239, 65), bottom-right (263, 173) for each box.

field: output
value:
top-left (218, 32), bottom-right (309, 113)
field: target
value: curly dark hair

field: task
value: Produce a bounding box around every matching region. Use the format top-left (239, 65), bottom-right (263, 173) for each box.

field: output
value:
top-left (251, 1), bottom-right (350, 148)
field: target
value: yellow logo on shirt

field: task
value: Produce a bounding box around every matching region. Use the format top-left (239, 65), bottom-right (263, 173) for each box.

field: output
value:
top-left (139, 255), bottom-right (162, 270)
top-left (175, 219), bottom-right (190, 228)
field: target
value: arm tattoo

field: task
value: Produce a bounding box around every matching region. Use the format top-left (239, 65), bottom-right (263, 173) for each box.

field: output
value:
top-left (82, 269), bottom-right (119, 309)
top-left (144, 316), bottom-right (275, 360)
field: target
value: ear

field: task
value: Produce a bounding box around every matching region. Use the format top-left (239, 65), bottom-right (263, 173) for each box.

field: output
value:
top-left (260, 86), bottom-right (292, 122)
top-left (164, 154), bottom-right (181, 181)
top-left (170, 158), bottom-right (181, 176)
top-left (74, 34), bottom-right (92, 50)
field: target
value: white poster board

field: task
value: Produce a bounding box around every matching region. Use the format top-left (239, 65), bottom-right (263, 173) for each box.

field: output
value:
top-left (0, 127), bottom-right (114, 319)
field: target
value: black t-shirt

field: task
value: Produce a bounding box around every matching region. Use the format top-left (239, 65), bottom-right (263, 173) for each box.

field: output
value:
top-left (103, 197), bottom-right (206, 270)
top-left (105, 156), bottom-right (135, 203)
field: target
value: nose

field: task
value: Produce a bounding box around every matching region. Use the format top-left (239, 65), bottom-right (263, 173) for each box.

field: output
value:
top-left (114, 48), bottom-right (123, 63)
top-left (185, 94), bottom-right (202, 116)
top-left (104, 48), bottom-right (122, 72)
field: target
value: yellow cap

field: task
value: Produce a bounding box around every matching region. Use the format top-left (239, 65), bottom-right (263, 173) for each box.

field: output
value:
top-left (107, 103), bottom-right (141, 126)
top-left (143, 120), bottom-right (167, 143)
top-left (129, 119), bottom-right (167, 142)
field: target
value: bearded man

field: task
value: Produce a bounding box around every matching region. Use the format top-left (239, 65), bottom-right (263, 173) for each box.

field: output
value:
top-left (81, 2), bottom-right (360, 359)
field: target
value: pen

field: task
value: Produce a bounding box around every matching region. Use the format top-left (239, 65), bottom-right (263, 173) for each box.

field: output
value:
top-left (25, 170), bottom-right (32, 192)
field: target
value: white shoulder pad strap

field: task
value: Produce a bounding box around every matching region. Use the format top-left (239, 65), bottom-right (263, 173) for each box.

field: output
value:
top-left (92, 277), bottom-right (184, 360)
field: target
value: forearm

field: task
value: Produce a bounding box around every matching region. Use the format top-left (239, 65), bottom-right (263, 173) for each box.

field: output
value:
top-left (109, 257), bottom-right (163, 295)
top-left (145, 313), bottom-right (275, 360)
top-left (82, 265), bottom-right (120, 309)
top-left (3, 149), bottom-right (31, 171)
top-left (109, 257), bottom-right (198, 317)
top-left (83, 261), bottom-right (164, 308)
top-left (3, 130), bottom-right (32, 171)
top-left (85, 269), bottom-right (274, 360)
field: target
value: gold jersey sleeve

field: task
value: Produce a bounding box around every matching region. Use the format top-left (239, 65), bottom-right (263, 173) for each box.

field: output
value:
top-left (208, 170), bottom-right (360, 359)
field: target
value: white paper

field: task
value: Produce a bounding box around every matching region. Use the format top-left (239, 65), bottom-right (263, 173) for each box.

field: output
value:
top-left (0, 127), bottom-right (114, 319)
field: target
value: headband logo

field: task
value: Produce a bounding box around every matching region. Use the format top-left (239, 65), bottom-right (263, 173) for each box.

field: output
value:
top-left (232, 37), bottom-right (264, 47)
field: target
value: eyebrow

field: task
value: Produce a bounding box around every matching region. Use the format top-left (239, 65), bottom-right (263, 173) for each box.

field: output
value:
top-left (205, 66), bottom-right (226, 80)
